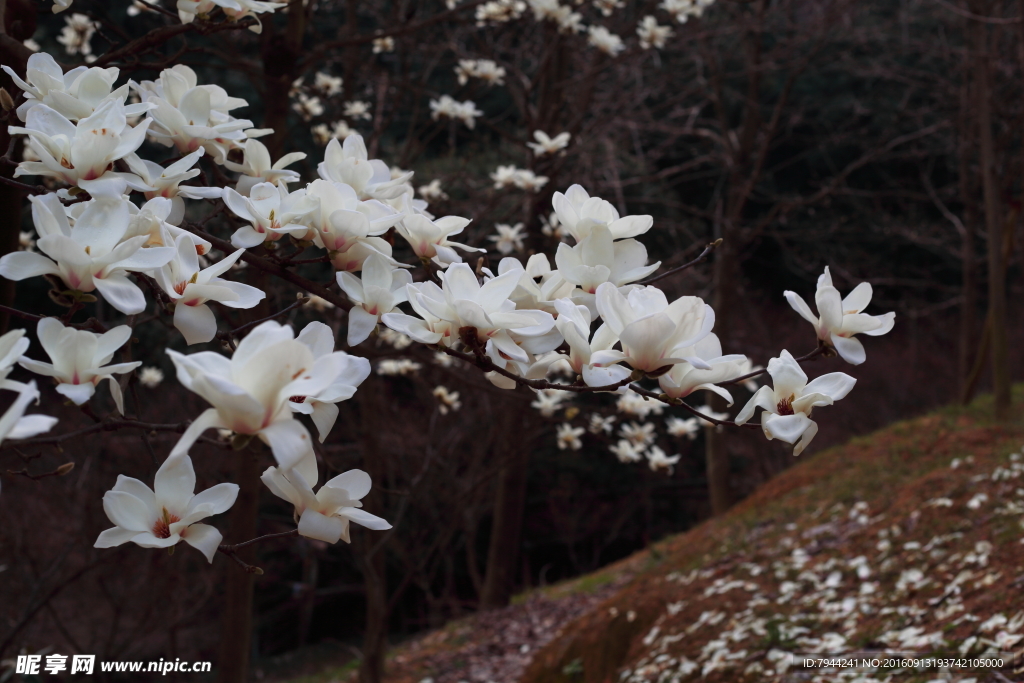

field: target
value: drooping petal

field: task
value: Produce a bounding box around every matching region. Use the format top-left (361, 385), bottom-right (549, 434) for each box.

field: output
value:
top-left (297, 509), bottom-right (346, 544)
top-left (181, 523), bottom-right (222, 563)
top-left (347, 306), bottom-right (378, 346)
top-left (340, 507), bottom-right (392, 530)
top-left (169, 407), bottom-right (227, 459)
top-left (94, 526), bottom-right (140, 548)
top-left (762, 413), bottom-right (814, 445)
top-left (174, 302), bottom-right (218, 345)
top-left (830, 334), bottom-right (866, 365)
top-left (187, 482), bottom-right (239, 516)
top-left (801, 371), bottom-right (857, 402)
top-left (259, 419), bottom-right (314, 472)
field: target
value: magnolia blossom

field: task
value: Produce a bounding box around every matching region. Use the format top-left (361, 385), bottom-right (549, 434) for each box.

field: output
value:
top-left (136, 65), bottom-right (253, 162)
top-left (784, 266), bottom-right (895, 365)
top-left (124, 149), bottom-right (222, 223)
top-left (646, 446), bottom-right (680, 472)
top-left (587, 26), bottom-right (625, 56)
top-left (497, 255), bottom-right (573, 314)
top-left (262, 466), bottom-right (390, 544)
top-left (57, 13), bottom-right (95, 57)
top-left (177, 0), bottom-right (287, 33)
top-left (314, 72), bottom-right (343, 96)
top-left (311, 121), bottom-right (353, 145)
top-left (555, 224), bottom-right (660, 302)
top-left (489, 223), bottom-right (526, 254)
top-left (153, 235), bottom-right (265, 344)
top-left (19, 318), bottom-right (140, 414)
top-left (11, 99), bottom-right (151, 196)
top-left (383, 263), bottom-right (555, 366)
top-left (552, 185), bottom-right (653, 242)
top-left (553, 298), bottom-right (630, 388)
top-left (592, 282), bottom-right (715, 375)
top-left (588, 414), bottom-right (616, 434)
top-left (531, 388), bottom-right (569, 417)
top-left (660, 0), bottom-right (714, 23)
top-left (372, 36), bottom-right (395, 53)
top-left (637, 16), bottom-right (673, 49)
top-left (167, 321), bottom-right (361, 471)
top-left (527, 130), bottom-right (571, 156)
top-left (138, 366), bottom-right (165, 388)
top-left (337, 253), bottom-right (413, 346)
top-left (224, 182), bottom-right (318, 248)
top-left (297, 179), bottom-right (403, 270)
top-left (429, 95), bottom-right (483, 129)
top-left (432, 386), bottom-right (462, 414)
top-left (455, 59), bottom-right (506, 86)
top-left (396, 213), bottom-right (483, 266)
top-left (556, 423), bottom-right (584, 450)
top-left (317, 135), bottom-right (411, 201)
top-left (124, 197), bottom-right (213, 254)
top-left (666, 416), bottom-right (700, 439)
top-left (94, 454), bottom-right (238, 562)
top-left (0, 381), bottom-right (57, 461)
top-left (657, 333), bottom-right (746, 403)
top-left (620, 421), bottom-right (656, 446)
top-left (0, 194), bottom-right (175, 314)
top-left (343, 101), bottom-right (372, 121)
top-left (735, 350), bottom-right (856, 456)
top-left (610, 439), bottom-right (644, 463)
top-left (418, 179), bottom-right (448, 201)
top-left (292, 93), bottom-right (324, 120)
top-left (289, 322), bottom-right (371, 441)
top-left (223, 138), bottom-right (305, 196)
top-left (0, 330), bottom-right (32, 394)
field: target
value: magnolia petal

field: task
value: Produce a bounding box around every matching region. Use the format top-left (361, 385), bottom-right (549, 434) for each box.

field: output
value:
top-left (297, 509), bottom-right (346, 544)
top-left (735, 385), bottom-right (776, 425)
top-left (0, 251), bottom-right (60, 280)
top-left (309, 401), bottom-right (340, 443)
top-left (762, 413), bottom-right (814, 445)
top-left (842, 282), bottom-right (872, 313)
top-left (784, 290), bottom-right (818, 326)
top-left (181, 523), bottom-right (222, 563)
top-left (861, 311), bottom-right (895, 337)
top-left (55, 382), bottom-right (95, 405)
top-left (347, 306), bottom-right (378, 346)
top-left (102, 490), bottom-right (154, 532)
top-left (802, 371), bottom-right (856, 401)
top-left (94, 526), bottom-right (139, 548)
top-left (93, 275), bottom-right (147, 315)
top-left (174, 302), bottom-right (218, 345)
top-left (169, 407), bottom-right (226, 459)
top-left (815, 285), bottom-right (843, 333)
top-left (340, 507), bottom-right (392, 531)
top-left (259, 419), bottom-right (314, 472)
top-left (830, 334), bottom-right (866, 365)
top-left (154, 453), bottom-right (196, 515)
top-left (187, 482), bottom-right (239, 516)
top-left (793, 419), bottom-right (819, 456)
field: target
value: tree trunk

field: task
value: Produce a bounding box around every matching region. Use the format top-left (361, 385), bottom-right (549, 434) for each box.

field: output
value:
top-left (359, 378), bottom-right (388, 683)
top-left (956, 76), bottom-right (978, 400)
top-left (480, 402), bottom-right (529, 609)
top-left (703, 417), bottom-right (731, 516)
top-left (217, 450), bottom-right (261, 683)
top-left (706, 234), bottom-right (740, 515)
top-left (973, 10), bottom-right (1011, 419)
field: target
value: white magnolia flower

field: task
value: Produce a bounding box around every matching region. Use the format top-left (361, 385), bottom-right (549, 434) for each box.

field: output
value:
top-left (167, 321), bottom-right (362, 471)
top-left (592, 282), bottom-right (715, 375)
top-left (224, 182), bottom-right (318, 249)
top-left (660, 0), bottom-right (714, 23)
top-left (0, 382), bottom-right (58, 456)
top-left (314, 71), bottom-right (343, 96)
top-left (288, 322), bottom-right (371, 442)
top-left (418, 179), bottom-right (448, 201)
top-left (395, 213), bottom-right (483, 266)
top-left (432, 385), bottom-right (462, 414)
top-left (531, 388), bottom-right (570, 417)
top-left (491, 164), bottom-right (520, 189)
top-left (735, 350), bottom-right (856, 455)
top-left (615, 391), bottom-right (663, 418)
top-left (666, 416), bottom-right (700, 439)
top-left (11, 99), bottom-right (151, 196)
top-left (94, 454), bottom-right (238, 562)
top-left (57, 13), bottom-right (95, 56)
top-left (135, 65), bottom-right (253, 162)
top-left (177, 0), bottom-right (287, 34)
top-left (694, 404), bottom-right (728, 427)
top-left (784, 266), bottom-right (895, 365)
top-left (343, 100), bottom-right (372, 121)
top-left (657, 333), bottom-right (746, 403)
top-left (557, 423), bottom-right (585, 450)
top-left (0, 329), bottom-right (31, 394)
top-left (594, 0), bottom-right (624, 15)
top-left (588, 26), bottom-right (625, 56)
top-left (298, 179), bottom-right (403, 270)
top-left (372, 36), bottom-right (395, 53)
top-left (610, 439), bottom-right (644, 462)
top-left (620, 421), bottom-right (656, 446)
top-left (19, 318), bottom-right (141, 413)
top-left (138, 366), bottom-right (164, 388)
top-left (637, 16), bottom-right (673, 49)
top-left (511, 169), bottom-right (548, 192)
top-left (555, 224), bottom-right (660, 297)
top-left (124, 197), bottom-right (213, 255)
top-left (2, 53), bottom-right (147, 122)
top-left (0, 194), bottom-right (175, 314)
top-left (552, 298), bottom-right (630, 388)
top-left (378, 328), bottom-right (412, 349)
top-left (588, 413), bottom-right (616, 434)
top-left (376, 359), bottom-right (421, 376)
top-left (489, 222), bottom-right (526, 254)
top-left (476, 0), bottom-right (526, 25)
top-left (318, 134), bottom-right (412, 201)
top-left (223, 138), bottom-right (305, 196)
top-left (383, 263), bottom-right (555, 365)
top-left (430, 95), bottom-right (484, 129)
top-left (552, 185), bottom-right (653, 243)
top-left (153, 235), bottom-right (265, 344)
top-left (498, 255), bottom-right (574, 314)
top-left (646, 446), bottom-right (680, 472)
top-left (527, 130), bottom-right (571, 156)
top-left (455, 59), bottom-right (506, 86)
top-left (311, 120), bottom-right (353, 145)
top-left (262, 466), bottom-right (390, 544)
top-left (124, 149), bottom-right (222, 224)
top-left (337, 253), bottom-right (413, 346)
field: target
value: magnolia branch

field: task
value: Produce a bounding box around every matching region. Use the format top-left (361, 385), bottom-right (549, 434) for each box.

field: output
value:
top-left (640, 238), bottom-right (723, 286)
top-left (217, 529), bottom-right (299, 574)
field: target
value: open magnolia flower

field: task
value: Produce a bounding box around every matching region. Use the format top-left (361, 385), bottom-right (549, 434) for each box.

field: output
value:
top-left (19, 318), bottom-right (141, 414)
top-left (553, 298), bottom-right (630, 388)
top-left (224, 182), bottom-right (318, 249)
top-left (551, 185), bottom-right (653, 243)
top-left (784, 266), bottom-right (895, 365)
top-left (177, 0), bottom-right (288, 34)
top-left (167, 321), bottom-right (354, 471)
top-left (657, 333), bottom-right (747, 404)
top-left (592, 282), bottom-right (715, 376)
top-left (554, 224), bottom-right (659, 306)
top-left (94, 454), bottom-right (238, 562)
top-left (317, 134), bottom-right (412, 201)
top-left (261, 466), bottom-right (391, 544)
top-left (497, 255), bottom-right (574, 315)
top-left (124, 196), bottom-right (213, 253)
top-left (527, 130), bottom-right (571, 156)
top-left (153, 235), bottom-right (265, 344)
top-left (395, 213), bottom-right (483, 267)
top-left (290, 322), bottom-right (371, 441)
top-left (223, 138), bottom-right (306, 196)
top-left (337, 253), bottom-right (413, 346)
top-left (0, 193), bottom-right (175, 315)
top-left (10, 99), bottom-right (151, 197)
top-left (124, 149), bottom-right (223, 224)
top-left (735, 350), bottom-right (856, 456)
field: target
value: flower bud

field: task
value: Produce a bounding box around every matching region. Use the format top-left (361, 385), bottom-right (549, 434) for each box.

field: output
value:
top-left (56, 462), bottom-right (75, 476)
top-left (0, 88), bottom-right (14, 112)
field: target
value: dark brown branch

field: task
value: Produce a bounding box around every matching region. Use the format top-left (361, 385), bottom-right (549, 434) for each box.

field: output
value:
top-left (716, 344), bottom-right (827, 387)
top-left (640, 238), bottom-right (722, 286)
top-left (217, 529), bottom-right (299, 573)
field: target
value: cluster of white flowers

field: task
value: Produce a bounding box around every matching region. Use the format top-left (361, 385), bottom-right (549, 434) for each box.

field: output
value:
top-left (455, 59), bottom-right (507, 86)
top-left (429, 95), bottom-right (484, 129)
top-left (490, 165), bottom-right (549, 192)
